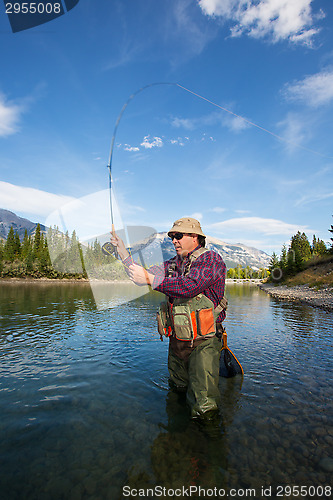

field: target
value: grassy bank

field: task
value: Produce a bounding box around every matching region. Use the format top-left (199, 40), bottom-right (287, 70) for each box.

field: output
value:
top-left (281, 255), bottom-right (333, 289)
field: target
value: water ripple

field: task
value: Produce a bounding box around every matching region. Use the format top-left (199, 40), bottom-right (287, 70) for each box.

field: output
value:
top-left (0, 282), bottom-right (332, 499)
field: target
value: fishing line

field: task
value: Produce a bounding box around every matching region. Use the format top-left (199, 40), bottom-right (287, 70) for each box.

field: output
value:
top-left (107, 81), bottom-right (332, 243)
top-left (176, 84), bottom-right (333, 160)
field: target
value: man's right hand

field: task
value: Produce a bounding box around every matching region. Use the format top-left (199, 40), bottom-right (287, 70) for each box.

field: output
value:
top-left (110, 233), bottom-right (130, 261)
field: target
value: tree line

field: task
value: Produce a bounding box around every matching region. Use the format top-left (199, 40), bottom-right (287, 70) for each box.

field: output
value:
top-left (1, 224), bottom-right (270, 281)
top-left (4, 222), bottom-right (329, 283)
top-left (227, 265), bottom-right (268, 280)
top-left (268, 228), bottom-right (331, 282)
top-left (0, 224), bottom-right (127, 280)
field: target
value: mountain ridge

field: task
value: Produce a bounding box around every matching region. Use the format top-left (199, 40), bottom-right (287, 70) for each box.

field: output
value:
top-left (0, 209), bottom-right (46, 240)
top-left (132, 231), bottom-right (270, 270)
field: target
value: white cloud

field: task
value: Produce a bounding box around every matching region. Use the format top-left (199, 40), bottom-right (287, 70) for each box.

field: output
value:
top-left (166, 0), bottom-right (218, 65)
top-left (124, 144), bottom-right (140, 152)
top-left (0, 181), bottom-right (75, 219)
top-left (140, 135), bottom-right (163, 149)
top-left (295, 191), bottom-right (333, 207)
top-left (224, 114), bottom-right (250, 132)
top-left (198, 0), bottom-right (324, 45)
top-left (171, 109), bottom-right (250, 134)
top-left (170, 137), bottom-right (186, 146)
top-left (277, 113), bottom-right (308, 152)
top-left (189, 212), bottom-right (203, 221)
top-left (0, 94), bottom-right (23, 137)
top-left (210, 216), bottom-right (309, 235)
top-left (210, 206), bottom-right (227, 213)
top-left (283, 69), bottom-right (333, 107)
top-left (171, 117), bottom-right (195, 129)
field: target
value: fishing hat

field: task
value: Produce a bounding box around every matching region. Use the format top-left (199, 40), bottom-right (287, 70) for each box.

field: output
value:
top-left (168, 217), bottom-right (206, 237)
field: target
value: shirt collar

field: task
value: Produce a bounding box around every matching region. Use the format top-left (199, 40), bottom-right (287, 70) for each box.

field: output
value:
top-left (178, 245), bottom-right (202, 262)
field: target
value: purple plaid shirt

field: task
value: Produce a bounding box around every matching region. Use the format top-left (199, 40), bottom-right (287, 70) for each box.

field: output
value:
top-left (125, 245), bottom-right (226, 322)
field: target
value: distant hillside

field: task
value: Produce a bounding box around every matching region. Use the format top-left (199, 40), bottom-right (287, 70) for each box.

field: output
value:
top-left (0, 209), bottom-right (46, 241)
top-left (131, 232), bottom-right (270, 270)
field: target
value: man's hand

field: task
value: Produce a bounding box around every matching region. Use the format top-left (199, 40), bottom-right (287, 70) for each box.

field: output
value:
top-left (110, 233), bottom-right (129, 261)
top-left (129, 264), bottom-right (154, 286)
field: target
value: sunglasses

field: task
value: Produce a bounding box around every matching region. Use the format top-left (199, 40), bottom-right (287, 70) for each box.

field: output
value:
top-left (169, 232), bottom-right (186, 240)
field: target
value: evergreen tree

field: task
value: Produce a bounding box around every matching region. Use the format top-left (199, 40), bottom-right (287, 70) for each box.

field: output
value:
top-left (290, 231), bottom-right (311, 262)
top-left (33, 224), bottom-right (41, 258)
top-left (312, 235), bottom-right (317, 254)
top-left (269, 252), bottom-right (279, 270)
top-left (47, 226), bottom-right (66, 273)
top-left (14, 231), bottom-right (21, 258)
top-left (315, 239), bottom-right (327, 256)
top-left (21, 230), bottom-right (31, 259)
top-left (286, 246), bottom-right (303, 274)
top-left (279, 244), bottom-right (288, 274)
top-left (268, 252), bottom-right (282, 281)
top-left (286, 248), bottom-right (297, 275)
top-left (312, 235), bottom-right (327, 256)
top-left (329, 216), bottom-right (333, 252)
top-left (4, 227), bottom-right (16, 262)
top-left (66, 230), bottom-right (83, 274)
top-left (38, 235), bottom-right (51, 274)
top-left (0, 239), bottom-right (4, 274)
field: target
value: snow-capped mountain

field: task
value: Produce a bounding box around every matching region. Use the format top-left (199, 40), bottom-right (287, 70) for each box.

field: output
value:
top-left (131, 231), bottom-right (270, 270)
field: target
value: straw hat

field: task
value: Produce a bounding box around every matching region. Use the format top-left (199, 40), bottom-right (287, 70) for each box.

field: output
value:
top-left (168, 217), bottom-right (206, 237)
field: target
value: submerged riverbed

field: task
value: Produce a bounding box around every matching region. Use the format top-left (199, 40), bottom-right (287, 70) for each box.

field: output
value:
top-left (0, 282), bottom-right (332, 499)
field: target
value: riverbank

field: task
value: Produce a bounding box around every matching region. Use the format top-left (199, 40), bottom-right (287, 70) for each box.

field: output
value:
top-left (0, 277), bottom-right (90, 284)
top-left (259, 282), bottom-right (333, 312)
top-left (0, 277), bottom-right (264, 285)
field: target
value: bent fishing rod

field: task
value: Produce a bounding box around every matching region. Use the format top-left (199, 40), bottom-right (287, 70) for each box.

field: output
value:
top-left (106, 81), bottom-right (333, 233)
top-left (105, 81), bottom-right (333, 257)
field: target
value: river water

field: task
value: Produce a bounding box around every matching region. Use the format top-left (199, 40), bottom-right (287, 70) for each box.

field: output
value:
top-left (0, 282), bottom-right (332, 500)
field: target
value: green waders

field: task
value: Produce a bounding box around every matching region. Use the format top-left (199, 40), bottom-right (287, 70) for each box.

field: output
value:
top-left (168, 336), bottom-right (222, 418)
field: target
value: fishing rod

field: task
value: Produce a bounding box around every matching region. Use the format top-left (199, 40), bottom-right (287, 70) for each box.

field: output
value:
top-left (103, 82), bottom-right (177, 261)
top-left (104, 81), bottom-right (333, 257)
top-left (106, 82), bottom-right (176, 238)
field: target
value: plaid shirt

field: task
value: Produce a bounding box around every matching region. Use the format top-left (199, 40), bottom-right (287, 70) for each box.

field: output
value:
top-left (125, 245), bottom-right (226, 322)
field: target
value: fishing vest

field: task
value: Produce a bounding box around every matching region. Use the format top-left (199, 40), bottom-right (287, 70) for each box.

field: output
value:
top-left (156, 247), bottom-right (227, 343)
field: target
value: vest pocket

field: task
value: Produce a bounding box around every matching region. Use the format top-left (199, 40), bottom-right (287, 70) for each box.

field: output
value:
top-left (197, 308), bottom-right (215, 336)
top-left (172, 306), bottom-right (194, 341)
top-left (157, 302), bottom-right (172, 337)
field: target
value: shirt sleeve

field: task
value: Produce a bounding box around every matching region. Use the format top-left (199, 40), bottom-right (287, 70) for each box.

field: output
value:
top-left (153, 251), bottom-right (226, 298)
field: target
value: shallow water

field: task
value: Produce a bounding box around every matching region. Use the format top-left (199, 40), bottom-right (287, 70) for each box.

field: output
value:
top-left (0, 282), bottom-right (332, 500)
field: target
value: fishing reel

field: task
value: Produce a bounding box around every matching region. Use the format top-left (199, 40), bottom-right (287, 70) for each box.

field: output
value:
top-left (102, 242), bottom-right (118, 259)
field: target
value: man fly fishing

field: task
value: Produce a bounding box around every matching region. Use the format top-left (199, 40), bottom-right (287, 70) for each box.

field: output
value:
top-left (111, 217), bottom-right (229, 420)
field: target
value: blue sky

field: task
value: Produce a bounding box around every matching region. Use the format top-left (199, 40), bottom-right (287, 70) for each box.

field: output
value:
top-left (0, 0), bottom-right (333, 256)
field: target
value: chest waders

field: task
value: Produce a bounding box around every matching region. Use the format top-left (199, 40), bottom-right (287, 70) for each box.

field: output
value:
top-left (157, 247), bottom-right (228, 418)
top-left (156, 247), bottom-right (228, 345)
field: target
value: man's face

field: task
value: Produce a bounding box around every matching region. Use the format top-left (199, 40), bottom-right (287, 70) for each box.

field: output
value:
top-left (170, 233), bottom-right (199, 257)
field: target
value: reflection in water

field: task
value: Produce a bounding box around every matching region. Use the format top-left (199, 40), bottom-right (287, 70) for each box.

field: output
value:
top-left (123, 376), bottom-right (245, 498)
top-left (0, 282), bottom-right (332, 499)
top-left (0, 281), bottom-right (95, 318)
top-left (124, 388), bottom-right (230, 494)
